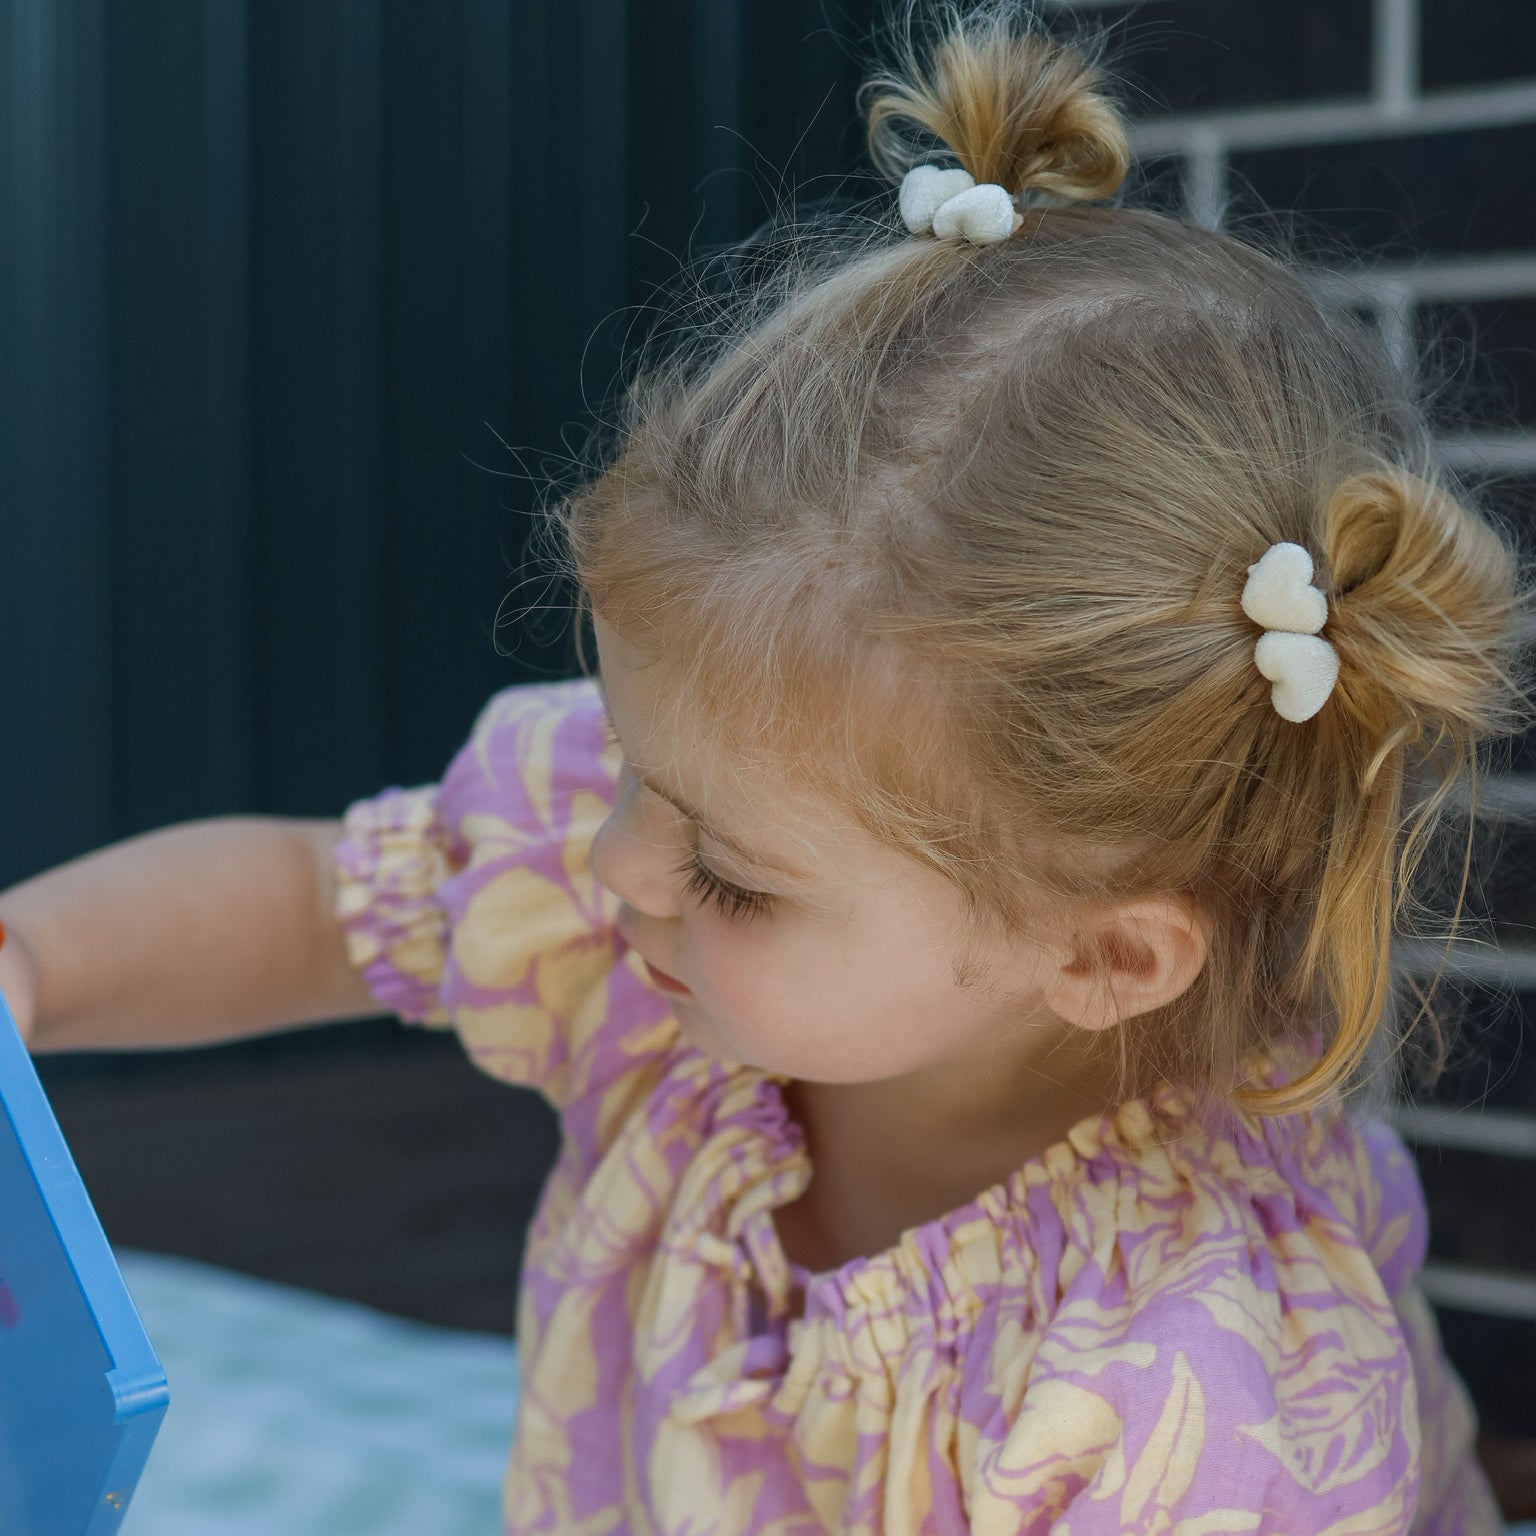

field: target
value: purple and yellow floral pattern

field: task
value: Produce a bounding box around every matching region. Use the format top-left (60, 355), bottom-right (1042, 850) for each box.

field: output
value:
top-left (333, 677), bottom-right (1502, 1535)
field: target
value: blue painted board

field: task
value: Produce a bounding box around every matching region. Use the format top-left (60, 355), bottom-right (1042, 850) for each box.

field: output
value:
top-left (0, 992), bottom-right (168, 1535)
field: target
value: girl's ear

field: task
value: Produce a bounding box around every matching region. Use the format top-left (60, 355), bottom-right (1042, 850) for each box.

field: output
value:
top-left (1042, 895), bottom-right (1209, 1033)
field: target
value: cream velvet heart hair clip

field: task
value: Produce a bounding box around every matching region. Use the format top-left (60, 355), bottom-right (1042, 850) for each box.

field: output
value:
top-left (1240, 543), bottom-right (1340, 723)
top-left (899, 164), bottom-right (1024, 245)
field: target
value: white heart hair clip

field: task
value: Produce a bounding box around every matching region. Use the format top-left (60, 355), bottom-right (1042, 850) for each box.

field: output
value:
top-left (1240, 542), bottom-right (1340, 723)
top-left (899, 164), bottom-right (1024, 246)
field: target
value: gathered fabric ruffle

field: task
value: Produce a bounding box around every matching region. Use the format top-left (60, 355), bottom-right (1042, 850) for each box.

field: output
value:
top-left (334, 785), bottom-right (456, 1027)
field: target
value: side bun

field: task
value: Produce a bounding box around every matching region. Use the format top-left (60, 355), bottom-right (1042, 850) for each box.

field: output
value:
top-left (1324, 467), bottom-right (1520, 753)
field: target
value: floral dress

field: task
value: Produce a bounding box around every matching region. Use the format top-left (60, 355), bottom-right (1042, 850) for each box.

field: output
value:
top-left (332, 675), bottom-right (1503, 1536)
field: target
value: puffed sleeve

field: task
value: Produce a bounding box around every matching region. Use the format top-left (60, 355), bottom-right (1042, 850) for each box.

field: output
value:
top-left (332, 676), bottom-right (642, 1111)
top-left (968, 1276), bottom-right (1423, 1534)
top-left (1353, 1119), bottom-right (1504, 1536)
top-left (963, 1106), bottom-right (1450, 1535)
top-left (970, 1284), bottom-right (1425, 1536)
top-left (1393, 1279), bottom-right (1504, 1536)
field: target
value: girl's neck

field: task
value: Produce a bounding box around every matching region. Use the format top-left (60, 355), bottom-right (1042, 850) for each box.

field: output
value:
top-left (775, 1029), bottom-right (1129, 1275)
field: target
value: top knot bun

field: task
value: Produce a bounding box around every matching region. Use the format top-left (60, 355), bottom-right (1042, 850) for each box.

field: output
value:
top-left (860, 1), bottom-right (1130, 207)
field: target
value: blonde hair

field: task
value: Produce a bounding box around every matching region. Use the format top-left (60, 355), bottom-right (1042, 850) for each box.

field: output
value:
top-left (541, 0), bottom-right (1530, 1115)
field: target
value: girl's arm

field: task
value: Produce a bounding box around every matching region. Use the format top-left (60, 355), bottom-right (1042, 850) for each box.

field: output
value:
top-left (0, 817), bottom-right (380, 1053)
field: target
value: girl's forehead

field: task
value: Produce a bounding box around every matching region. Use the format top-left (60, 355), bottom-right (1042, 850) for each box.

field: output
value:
top-left (592, 621), bottom-right (856, 880)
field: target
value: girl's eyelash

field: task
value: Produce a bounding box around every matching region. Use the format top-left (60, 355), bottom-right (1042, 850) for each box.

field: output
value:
top-left (671, 850), bottom-right (773, 923)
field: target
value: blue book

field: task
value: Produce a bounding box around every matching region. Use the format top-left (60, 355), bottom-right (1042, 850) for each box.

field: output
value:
top-left (0, 991), bottom-right (168, 1534)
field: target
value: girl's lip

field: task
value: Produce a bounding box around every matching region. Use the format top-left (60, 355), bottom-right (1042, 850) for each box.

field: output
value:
top-left (643, 959), bottom-right (691, 996)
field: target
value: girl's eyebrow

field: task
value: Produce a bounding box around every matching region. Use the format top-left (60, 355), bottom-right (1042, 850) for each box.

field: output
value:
top-left (594, 677), bottom-right (811, 881)
top-left (633, 766), bottom-right (810, 882)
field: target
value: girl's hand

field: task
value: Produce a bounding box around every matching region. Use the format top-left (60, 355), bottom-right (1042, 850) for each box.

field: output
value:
top-left (0, 921), bottom-right (39, 1045)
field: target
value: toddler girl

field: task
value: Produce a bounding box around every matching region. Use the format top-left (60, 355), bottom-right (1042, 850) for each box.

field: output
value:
top-left (4, 3), bottom-right (1529, 1531)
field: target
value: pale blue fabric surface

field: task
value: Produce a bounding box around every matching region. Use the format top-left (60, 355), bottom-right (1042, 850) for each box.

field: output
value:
top-left (113, 1249), bottom-right (518, 1536)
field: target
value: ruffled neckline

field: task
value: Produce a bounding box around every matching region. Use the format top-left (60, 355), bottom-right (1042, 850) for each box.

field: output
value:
top-left (729, 1057), bottom-right (1219, 1318)
top-left (662, 1038), bottom-right (1339, 1422)
top-left (665, 1057), bottom-right (1257, 1422)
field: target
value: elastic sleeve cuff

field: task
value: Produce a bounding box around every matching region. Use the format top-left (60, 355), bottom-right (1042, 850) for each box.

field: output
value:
top-left (333, 785), bottom-right (458, 1026)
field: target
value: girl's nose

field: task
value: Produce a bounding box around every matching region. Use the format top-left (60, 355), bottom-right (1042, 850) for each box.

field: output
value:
top-left (588, 770), bottom-right (682, 919)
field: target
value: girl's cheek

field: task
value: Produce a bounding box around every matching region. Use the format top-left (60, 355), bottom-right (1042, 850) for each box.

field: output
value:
top-left (690, 911), bottom-right (775, 1001)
